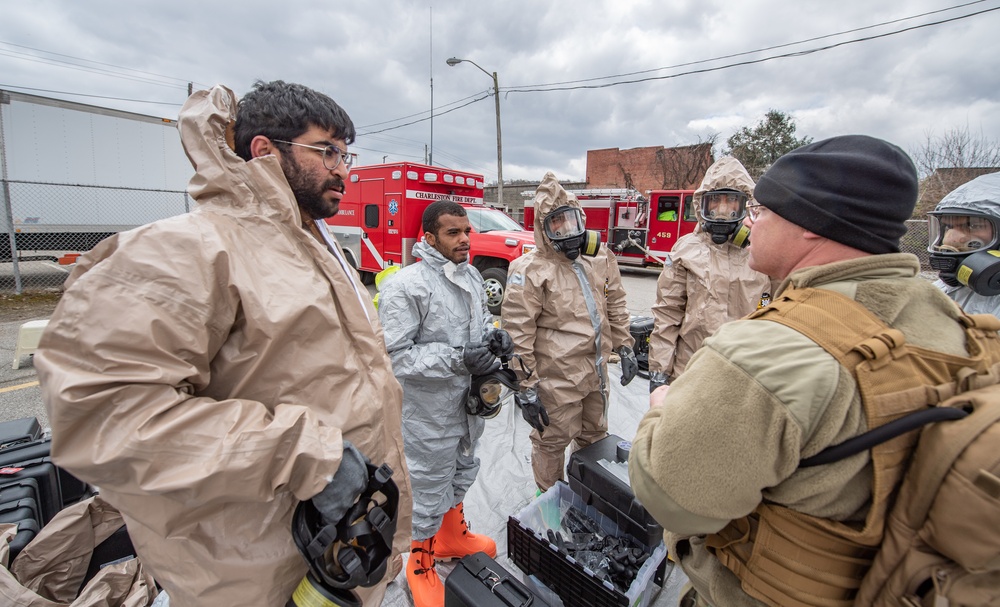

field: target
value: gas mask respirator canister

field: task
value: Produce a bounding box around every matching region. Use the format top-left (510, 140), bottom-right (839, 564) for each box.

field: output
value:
top-left (543, 205), bottom-right (601, 260)
top-left (287, 463), bottom-right (400, 607)
top-left (928, 210), bottom-right (1000, 295)
top-left (699, 189), bottom-right (751, 247)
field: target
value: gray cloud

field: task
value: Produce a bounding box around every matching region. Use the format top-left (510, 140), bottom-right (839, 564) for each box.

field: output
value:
top-left (2, 0), bottom-right (997, 183)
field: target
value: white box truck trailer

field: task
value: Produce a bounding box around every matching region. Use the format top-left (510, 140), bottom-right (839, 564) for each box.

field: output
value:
top-left (0, 89), bottom-right (191, 273)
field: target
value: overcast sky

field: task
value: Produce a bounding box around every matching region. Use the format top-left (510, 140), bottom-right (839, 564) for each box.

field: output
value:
top-left (2, 0), bottom-right (998, 184)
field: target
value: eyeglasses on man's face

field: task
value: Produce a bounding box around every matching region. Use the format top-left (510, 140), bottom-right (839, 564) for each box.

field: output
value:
top-left (272, 140), bottom-right (353, 171)
top-left (746, 202), bottom-right (767, 222)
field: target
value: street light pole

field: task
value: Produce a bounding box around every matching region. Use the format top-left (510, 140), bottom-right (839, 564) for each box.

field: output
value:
top-left (447, 57), bottom-right (503, 208)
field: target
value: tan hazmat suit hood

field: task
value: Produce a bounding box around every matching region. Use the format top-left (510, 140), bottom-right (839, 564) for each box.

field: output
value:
top-left (648, 157), bottom-right (773, 379)
top-left (35, 85), bottom-right (411, 606)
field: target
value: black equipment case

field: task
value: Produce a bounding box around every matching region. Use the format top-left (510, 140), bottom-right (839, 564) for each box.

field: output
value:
top-left (566, 434), bottom-right (663, 548)
top-left (0, 417), bottom-right (42, 450)
top-left (628, 317), bottom-right (654, 371)
top-left (445, 551), bottom-right (550, 607)
top-left (0, 419), bottom-right (91, 522)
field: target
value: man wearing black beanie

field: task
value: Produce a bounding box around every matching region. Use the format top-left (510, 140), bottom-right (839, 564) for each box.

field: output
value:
top-left (629, 135), bottom-right (998, 606)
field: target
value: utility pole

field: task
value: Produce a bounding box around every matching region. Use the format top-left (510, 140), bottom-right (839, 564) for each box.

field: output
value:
top-left (446, 57), bottom-right (503, 206)
top-left (429, 7), bottom-right (434, 166)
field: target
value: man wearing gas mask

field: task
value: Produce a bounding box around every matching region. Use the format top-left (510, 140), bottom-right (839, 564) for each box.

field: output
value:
top-left (503, 172), bottom-right (637, 492)
top-left (648, 157), bottom-right (774, 392)
top-left (928, 171), bottom-right (1000, 316)
top-left (378, 200), bottom-right (513, 607)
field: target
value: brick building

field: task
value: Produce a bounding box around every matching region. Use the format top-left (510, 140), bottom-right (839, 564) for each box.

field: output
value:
top-left (586, 143), bottom-right (713, 195)
top-left (489, 143), bottom-right (713, 226)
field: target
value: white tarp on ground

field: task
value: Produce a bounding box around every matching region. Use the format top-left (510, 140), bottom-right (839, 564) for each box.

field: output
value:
top-left (381, 362), bottom-right (689, 607)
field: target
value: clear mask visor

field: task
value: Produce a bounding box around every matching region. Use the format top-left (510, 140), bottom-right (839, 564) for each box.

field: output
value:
top-left (543, 206), bottom-right (585, 241)
top-left (928, 212), bottom-right (997, 254)
top-left (477, 379), bottom-right (514, 408)
top-left (700, 190), bottom-right (748, 222)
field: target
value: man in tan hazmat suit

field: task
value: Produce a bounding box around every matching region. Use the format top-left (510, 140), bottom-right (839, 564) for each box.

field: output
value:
top-left (35, 81), bottom-right (412, 607)
top-left (502, 172), bottom-right (637, 491)
top-left (647, 157), bottom-right (773, 391)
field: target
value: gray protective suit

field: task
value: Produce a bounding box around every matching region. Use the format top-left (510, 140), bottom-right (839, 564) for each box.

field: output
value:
top-left (378, 240), bottom-right (492, 540)
top-left (932, 171), bottom-right (1000, 317)
top-left (502, 172), bottom-right (633, 490)
top-left (649, 157), bottom-right (773, 380)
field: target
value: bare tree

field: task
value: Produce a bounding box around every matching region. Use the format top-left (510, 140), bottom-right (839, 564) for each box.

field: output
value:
top-left (911, 126), bottom-right (1000, 217)
top-left (653, 137), bottom-right (716, 190)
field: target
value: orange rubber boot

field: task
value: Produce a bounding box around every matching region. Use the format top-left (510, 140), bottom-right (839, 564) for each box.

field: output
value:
top-left (433, 502), bottom-right (497, 560)
top-left (406, 538), bottom-right (444, 607)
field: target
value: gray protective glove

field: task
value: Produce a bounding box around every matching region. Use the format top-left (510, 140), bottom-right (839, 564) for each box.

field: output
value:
top-left (312, 440), bottom-right (370, 526)
top-left (616, 345), bottom-right (639, 386)
top-left (463, 341), bottom-right (501, 375)
top-left (485, 328), bottom-right (515, 358)
top-left (515, 389), bottom-right (550, 435)
top-left (648, 370), bottom-right (671, 393)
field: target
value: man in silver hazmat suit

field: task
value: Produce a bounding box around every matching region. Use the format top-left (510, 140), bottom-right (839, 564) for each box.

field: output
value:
top-left (35, 81), bottom-right (412, 607)
top-left (502, 172), bottom-right (637, 492)
top-left (928, 171), bottom-right (1000, 316)
top-left (378, 199), bottom-right (512, 607)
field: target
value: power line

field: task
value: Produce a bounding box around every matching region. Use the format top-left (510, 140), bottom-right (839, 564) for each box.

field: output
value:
top-left (505, 0), bottom-right (993, 89)
top-left (0, 83), bottom-right (183, 106)
top-left (0, 40), bottom-right (206, 87)
top-left (504, 6), bottom-right (1000, 94)
top-left (356, 92), bottom-right (493, 136)
top-left (355, 89), bottom-right (490, 129)
top-left (352, 2), bottom-right (999, 135)
top-left (0, 50), bottom-right (190, 91)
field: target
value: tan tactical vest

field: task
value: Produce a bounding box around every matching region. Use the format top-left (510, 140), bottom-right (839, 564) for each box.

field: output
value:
top-left (705, 285), bottom-right (1000, 607)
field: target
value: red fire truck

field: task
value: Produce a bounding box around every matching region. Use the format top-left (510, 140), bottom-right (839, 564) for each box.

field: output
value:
top-left (325, 162), bottom-right (535, 314)
top-left (523, 188), bottom-right (698, 266)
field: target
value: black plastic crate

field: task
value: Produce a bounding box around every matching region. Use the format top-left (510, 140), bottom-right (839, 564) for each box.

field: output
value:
top-left (566, 434), bottom-right (663, 548)
top-left (507, 482), bottom-right (667, 607)
top-left (568, 479), bottom-right (663, 551)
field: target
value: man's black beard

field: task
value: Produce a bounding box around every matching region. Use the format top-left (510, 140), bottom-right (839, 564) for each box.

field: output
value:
top-left (281, 155), bottom-right (343, 220)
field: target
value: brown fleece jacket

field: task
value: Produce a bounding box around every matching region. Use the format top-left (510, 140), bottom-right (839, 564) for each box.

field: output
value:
top-left (628, 253), bottom-right (967, 607)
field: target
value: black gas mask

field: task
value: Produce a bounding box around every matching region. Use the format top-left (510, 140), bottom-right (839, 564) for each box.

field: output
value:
top-left (287, 463), bottom-right (400, 607)
top-left (543, 205), bottom-right (601, 260)
top-left (466, 354), bottom-right (532, 418)
top-left (699, 189), bottom-right (751, 247)
top-left (928, 210), bottom-right (1000, 294)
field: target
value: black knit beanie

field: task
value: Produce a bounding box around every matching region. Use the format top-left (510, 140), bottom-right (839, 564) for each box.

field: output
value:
top-left (753, 135), bottom-right (918, 254)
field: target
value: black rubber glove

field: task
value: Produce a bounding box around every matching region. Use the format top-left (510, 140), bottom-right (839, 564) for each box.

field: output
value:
top-left (463, 341), bottom-right (501, 375)
top-left (312, 440), bottom-right (370, 526)
top-left (516, 389), bottom-right (550, 435)
top-left (648, 371), bottom-right (670, 393)
top-left (486, 328), bottom-right (515, 358)
top-left (616, 345), bottom-right (639, 386)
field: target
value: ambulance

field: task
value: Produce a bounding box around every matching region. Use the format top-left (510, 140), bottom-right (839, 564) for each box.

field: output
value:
top-left (326, 162), bottom-right (535, 315)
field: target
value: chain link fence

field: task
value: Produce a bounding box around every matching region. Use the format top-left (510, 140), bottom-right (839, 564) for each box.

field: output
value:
top-left (1, 180), bottom-right (189, 294)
